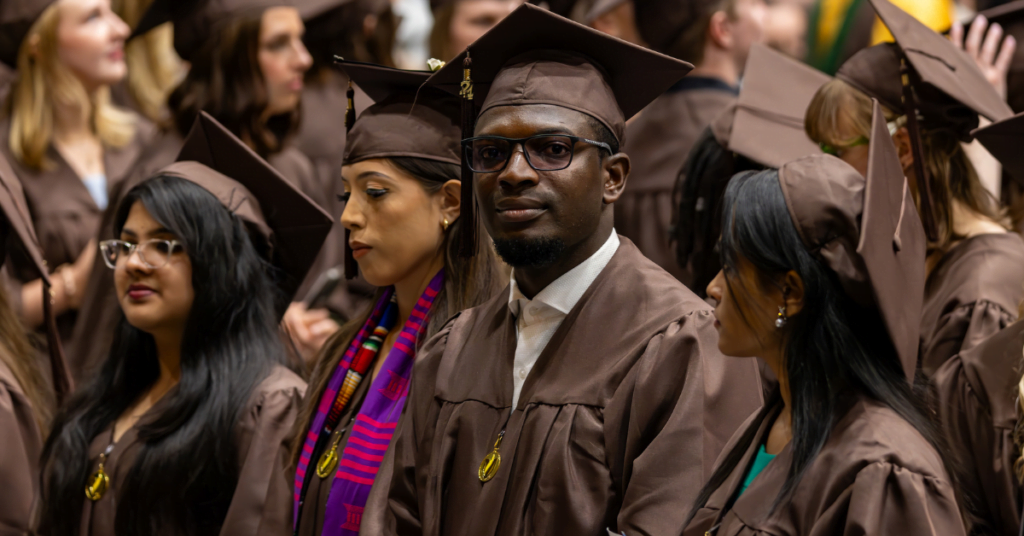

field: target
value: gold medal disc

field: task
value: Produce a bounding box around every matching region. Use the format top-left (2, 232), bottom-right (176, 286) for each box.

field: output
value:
top-left (85, 468), bottom-right (109, 501)
top-left (478, 451), bottom-right (501, 482)
top-left (317, 446), bottom-right (339, 478)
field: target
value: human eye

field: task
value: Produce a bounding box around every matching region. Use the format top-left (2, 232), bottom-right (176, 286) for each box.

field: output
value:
top-left (337, 192), bottom-right (351, 202)
top-left (536, 138), bottom-right (572, 157)
top-left (475, 142), bottom-right (506, 161)
top-left (366, 188), bottom-right (388, 199)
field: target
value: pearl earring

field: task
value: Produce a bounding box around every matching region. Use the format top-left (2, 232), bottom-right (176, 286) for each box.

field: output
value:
top-left (775, 305), bottom-right (788, 328)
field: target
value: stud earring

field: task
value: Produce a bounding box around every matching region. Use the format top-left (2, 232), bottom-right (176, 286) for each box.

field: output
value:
top-left (442, 218), bottom-right (450, 231)
top-left (775, 305), bottom-right (788, 328)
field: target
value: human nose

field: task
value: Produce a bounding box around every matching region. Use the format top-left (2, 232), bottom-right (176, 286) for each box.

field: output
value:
top-left (294, 38), bottom-right (313, 72)
top-left (706, 270), bottom-right (725, 302)
top-left (497, 144), bottom-right (538, 192)
top-left (340, 195), bottom-right (365, 232)
top-left (123, 245), bottom-right (150, 273)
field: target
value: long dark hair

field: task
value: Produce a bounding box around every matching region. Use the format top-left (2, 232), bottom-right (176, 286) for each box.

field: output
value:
top-left (684, 169), bottom-right (961, 522)
top-left (290, 156), bottom-right (503, 465)
top-left (166, 13), bottom-right (299, 159)
top-left (38, 176), bottom-right (288, 536)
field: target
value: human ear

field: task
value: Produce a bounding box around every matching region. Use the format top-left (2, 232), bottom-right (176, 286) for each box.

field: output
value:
top-left (438, 179), bottom-right (462, 225)
top-left (781, 270), bottom-right (805, 317)
top-left (707, 10), bottom-right (733, 50)
top-left (602, 153), bottom-right (630, 204)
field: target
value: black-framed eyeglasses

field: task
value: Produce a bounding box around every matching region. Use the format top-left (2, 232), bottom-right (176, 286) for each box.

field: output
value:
top-left (99, 239), bottom-right (185, 270)
top-left (462, 134), bottom-right (613, 173)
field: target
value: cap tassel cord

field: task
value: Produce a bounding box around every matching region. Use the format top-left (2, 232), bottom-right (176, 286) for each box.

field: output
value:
top-left (899, 57), bottom-right (939, 242)
top-left (458, 54), bottom-right (478, 258)
top-left (43, 282), bottom-right (71, 404)
top-left (343, 80), bottom-right (359, 280)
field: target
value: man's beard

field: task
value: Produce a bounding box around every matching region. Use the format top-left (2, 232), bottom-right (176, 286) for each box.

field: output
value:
top-left (493, 236), bottom-right (567, 268)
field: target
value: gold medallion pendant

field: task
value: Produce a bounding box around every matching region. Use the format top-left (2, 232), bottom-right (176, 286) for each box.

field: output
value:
top-left (85, 463), bottom-right (109, 501)
top-left (478, 431), bottom-right (505, 482)
top-left (317, 433), bottom-right (343, 479)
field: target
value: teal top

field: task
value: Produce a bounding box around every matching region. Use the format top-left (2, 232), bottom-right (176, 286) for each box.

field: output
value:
top-left (738, 445), bottom-right (776, 497)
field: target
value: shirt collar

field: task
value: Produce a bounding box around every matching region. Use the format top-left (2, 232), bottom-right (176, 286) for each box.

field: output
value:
top-left (508, 231), bottom-right (620, 316)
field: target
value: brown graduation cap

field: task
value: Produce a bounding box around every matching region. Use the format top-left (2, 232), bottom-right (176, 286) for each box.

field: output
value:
top-left (424, 2), bottom-right (693, 255)
top-left (157, 111), bottom-right (333, 314)
top-left (723, 43), bottom-right (829, 168)
top-left (0, 151), bottom-right (71, 401)
top-left (131, 0), bottom-right (340, 61)
top-left (972, 110), bottom-right (1024, 184)
top-left (778, 100), bottom-right (926, 379)
top-left (0, 0), bottom-right (56, 68)
top-left (335, 59), bottom-right (461, 278)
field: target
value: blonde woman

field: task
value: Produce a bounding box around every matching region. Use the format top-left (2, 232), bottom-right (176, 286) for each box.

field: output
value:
top-left (110, 0), bottom-right (183, 123)
top-left (0, 0), bottom-right (154, 347)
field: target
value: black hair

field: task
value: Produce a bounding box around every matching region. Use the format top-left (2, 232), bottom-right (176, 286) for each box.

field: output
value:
top-left (684, 169), bottom-right (962, 522)
top-left (38, 175), bottom-right (288, 536)
top-left (584, 115), bottom-right (620, 155)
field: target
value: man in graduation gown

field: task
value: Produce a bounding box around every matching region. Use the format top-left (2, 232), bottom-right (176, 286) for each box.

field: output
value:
top-left (613, 0), bottom-right (766, 281)
top-left (382, 6), bottom-right (765, 536)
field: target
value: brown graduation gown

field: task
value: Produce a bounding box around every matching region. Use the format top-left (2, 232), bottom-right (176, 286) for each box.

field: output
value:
top-left (79, 365), bottom-right (306, 536)
top-left (921, 233), bottom-right (1024, 377)
top-left (0, 359), bottom-right (43, 534)
top-left (67, 128), bottom-right (324, 383)
top-left (932, 320), bottom-right (1024, 536)
top-left (386, 238), bottom-right (764, 536)
top-left (683, 396), bottom-right (966, 536)
top-left (294, 72), bottom-right (374, 322)
top-left (615, 77), bottom-right (738, 281)
top-left (0, 116), bottom-right (156, 352)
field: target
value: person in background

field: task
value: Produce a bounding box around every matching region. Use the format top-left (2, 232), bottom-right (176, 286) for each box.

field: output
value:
top-left (615, 0), bottom-right (766, 282)
top-left (428, 0), bottom-right (523, 61)
top-left (681, 101), bottom-right (965, 536)
top-left (387, 7), bottom-right (764, 535)
top-left (674, 44), bottom-right (828, 298)
top-left (109, 0), bottom-right (184, 123)
top-left (0, 0), bottom-right (155, 352)
top-left (291, 60), bottom-right (502, 536)
top-left (37, 113), bottom-right (333, 536)
top-left (584, 0), bottom-right (644, 45)
top-left (804, 0), bottom-right (1023, 376)
top-left (0, 150), bottom-right (71, 535)
top-left (69, 0), bottom-right (326, 383)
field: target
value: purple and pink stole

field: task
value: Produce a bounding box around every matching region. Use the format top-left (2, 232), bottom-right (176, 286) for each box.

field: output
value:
top-left (294, 270), bottom-right (444, 535)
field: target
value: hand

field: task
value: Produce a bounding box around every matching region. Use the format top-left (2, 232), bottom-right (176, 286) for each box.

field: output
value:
top-left (949, 15), bottom-right (1016, 98)
top-left (283, 302), bottom-right (340, 364)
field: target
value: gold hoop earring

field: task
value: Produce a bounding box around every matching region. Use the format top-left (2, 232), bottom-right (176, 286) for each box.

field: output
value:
top-left (442, 218), bottom-right (450, 232)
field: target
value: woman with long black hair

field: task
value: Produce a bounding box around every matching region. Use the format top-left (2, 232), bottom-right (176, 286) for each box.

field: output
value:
top-left (680, 102), bottom-right (965, 535)
top-left (36, 112), bottom-right (334, 536)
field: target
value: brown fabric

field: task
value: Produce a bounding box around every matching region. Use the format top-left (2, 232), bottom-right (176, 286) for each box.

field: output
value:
top-left (921, 232), bottom-right (1024, 377)
top-left (79, 366), bottom-right (306, 536)
top-left (682, 396), bottom-right (966, 536)
top-left (631, 0), bottom-right (714, 55)
top-left (0, 115), bottom-right (155, 358)
top-left (932, 319), bottom-right (1024, 536)
top-left (974, 111), bottom-right (1024, 184)
top-left (0, 359), bottom-right (43, 534)
top-left (424, 3), bottom-right (693, 143)
top-left (0, 0), bottom-right (55, 68)
top-left (616, 81), bottom-right (735, 280)
top-left (778, 101), bottom-right (927, 378)
top-left (729, 44), bottom-right (829, 168)
top-left (338, 61), bottom-right (462, 165)
top-left (868, 0), bottom-right (1013, 124)
top-left (385, 238), bottom-right (764, 536)
top-left (67, 128), bottom-right (329, 385)
top-left (131, 0), bottom-right (341, 61)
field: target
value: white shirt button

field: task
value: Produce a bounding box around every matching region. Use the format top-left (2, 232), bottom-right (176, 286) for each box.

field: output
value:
top-left (519, 369), bottom-right (527, 379)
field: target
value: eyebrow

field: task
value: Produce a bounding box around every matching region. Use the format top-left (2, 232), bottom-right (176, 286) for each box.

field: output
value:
top-left (120, 227), bottom-right (175, 238)
top-left (476, 127), bottom-right (577, 137)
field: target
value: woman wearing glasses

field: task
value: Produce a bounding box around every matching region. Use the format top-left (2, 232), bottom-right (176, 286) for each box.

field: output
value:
top-left (803, 1), bottom-right (1024, 377)
top-left (37, 113), bottom-right (334, 536)
top-left (290, 61), bottom-right (502, 536)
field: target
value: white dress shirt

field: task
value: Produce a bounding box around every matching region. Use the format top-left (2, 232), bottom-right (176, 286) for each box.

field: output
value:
top-left (507, 231), bottom-right (620, 407)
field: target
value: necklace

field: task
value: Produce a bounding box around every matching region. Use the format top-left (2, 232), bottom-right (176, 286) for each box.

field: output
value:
top-left (85, 442), bottom-right (115, 500)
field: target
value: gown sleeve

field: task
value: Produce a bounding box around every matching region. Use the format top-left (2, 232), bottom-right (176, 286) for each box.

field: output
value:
top-left (386, 323), bottom-right (453, 536)
top-left (0, 379), bottom-right (42, 534)
top-left (839, 462), bottom-right (966, 536)
top-left (931, 355), bottom-right (1020, 534)
top-left (219, 374), bottom-right (306, 536)
top-left (609, 311), bottom-right (763, 535)
top-left (927, 301), bottom-right (1017, 371)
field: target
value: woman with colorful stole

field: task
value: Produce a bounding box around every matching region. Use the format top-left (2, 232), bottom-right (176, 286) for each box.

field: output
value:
top-left (290, 60), bottom-right (502, 536)
top-left (36, 113), bottom-right (334, 536)
top-left (0, 0), bottom-right (155, 347)
top-left (804, 0), bottom-right (1024, 377)
top-left (681, 101), bottom-right (965, 535)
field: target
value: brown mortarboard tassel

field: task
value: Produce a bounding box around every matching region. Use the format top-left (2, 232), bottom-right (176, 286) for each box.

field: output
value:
top-left (42, 282), bottom-right (71, 404)
top-left (898, 55), bottom-right (939, 242)
top-left (458, 54), bottom-right (478, 258)
top-left (343, 79), bottom-right (359, 280)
